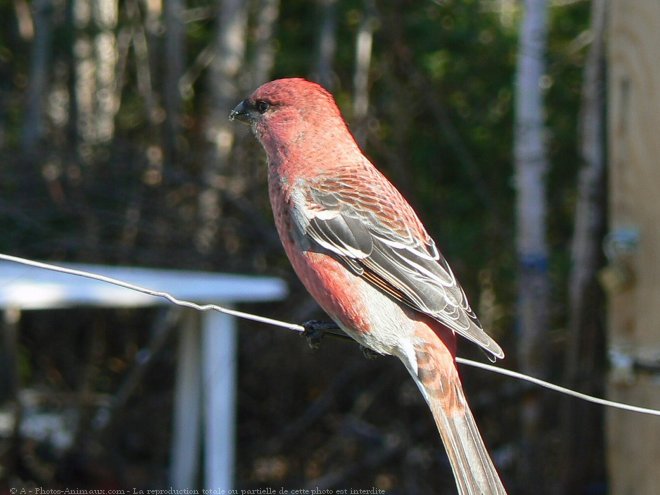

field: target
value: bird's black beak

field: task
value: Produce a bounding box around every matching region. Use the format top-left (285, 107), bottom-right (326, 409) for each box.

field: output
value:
top-left (229, 99), bottom-right (253, 124)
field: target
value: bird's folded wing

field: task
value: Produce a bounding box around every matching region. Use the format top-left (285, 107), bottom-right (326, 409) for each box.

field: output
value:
top-left (290, 171), bottom-right (503, 359)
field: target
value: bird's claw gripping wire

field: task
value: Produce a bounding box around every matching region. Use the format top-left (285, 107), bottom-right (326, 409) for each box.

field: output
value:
top-left (301, 320), bottom-right (379, 360)
top-left (301, 320), bottom-right (346, 349)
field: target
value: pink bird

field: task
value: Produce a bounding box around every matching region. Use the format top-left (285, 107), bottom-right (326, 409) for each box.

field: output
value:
top-left (230, 78), bottom-right (507, 494)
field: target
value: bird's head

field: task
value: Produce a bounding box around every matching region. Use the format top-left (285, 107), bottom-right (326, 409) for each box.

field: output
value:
top-left (230, 78), bottom-right (356, 159)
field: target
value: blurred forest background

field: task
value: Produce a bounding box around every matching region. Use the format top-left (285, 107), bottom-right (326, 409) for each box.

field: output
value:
top-left (0, 0), bottom-right (617, 494)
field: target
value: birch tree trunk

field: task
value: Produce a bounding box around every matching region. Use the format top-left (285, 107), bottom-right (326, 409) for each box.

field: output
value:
top-left (352, 0), bottom-right (376, 149)
top-left (513, 0), bottom-right (550, 490)
top-left (558, 1), bottom-right (608, 492)
top-left (195, 0), bottom-right (248, 254)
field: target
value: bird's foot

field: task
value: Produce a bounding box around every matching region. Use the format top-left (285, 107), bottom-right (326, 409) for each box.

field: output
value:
top-left (301, 320), bottom-right (341, 350)
top-left (301, 321), bottom-right (377, 360)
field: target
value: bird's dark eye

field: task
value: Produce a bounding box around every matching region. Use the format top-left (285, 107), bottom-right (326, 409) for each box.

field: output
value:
top-left (256, 100), bottom-right (270, 114)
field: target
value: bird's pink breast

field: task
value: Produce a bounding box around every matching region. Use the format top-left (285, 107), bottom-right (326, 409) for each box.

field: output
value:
top-left (269, 177), bottom-right (373, 334)
top-left (291, 248), bottom-right (374, 333)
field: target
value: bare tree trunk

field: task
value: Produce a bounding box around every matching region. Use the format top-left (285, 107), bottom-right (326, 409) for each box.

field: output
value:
top-left (113, 0), bottom-right (161, 261)
top-left (195, 0), bottom-right (248, 255)
top-left (313, 0), bottom-right (337, 90)
top-left (72, 0), bottom-right (119, 150)
top-left (69, 0), bottom-right (119, 257)
top-left (558, 1), bottom-right (608, 493)
top-left (164, 0), bottom-right (185, 164)
top-left (21, 0), bottom-right (54, 154)
top-left (250, 0), bottom-right (280, 88)
top-left (513, 0), bottom-right (550, 491)
top-left (127, 0), bottom-right (159, 128)
top-left (92, 0), bottom-right (119, 144)
top-left (352, 0), bottom-right (376, 148)
top-left (14, 0), bottom-right (36, 149)
top-left (73, 0), bottom-right (96, 155)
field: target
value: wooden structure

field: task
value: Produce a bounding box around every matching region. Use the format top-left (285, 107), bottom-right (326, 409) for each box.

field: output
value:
top-left (607, 1), bottom-right (660, 493)
top-left (0, 260), bottom-right (287, 491)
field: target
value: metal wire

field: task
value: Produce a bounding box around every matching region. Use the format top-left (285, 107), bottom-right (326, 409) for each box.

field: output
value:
top-left (1, 253), bottom-right (658, 417)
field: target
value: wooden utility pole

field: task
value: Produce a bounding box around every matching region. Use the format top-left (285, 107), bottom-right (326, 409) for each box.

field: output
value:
top-left (606, 1), bottom-right (660, 493)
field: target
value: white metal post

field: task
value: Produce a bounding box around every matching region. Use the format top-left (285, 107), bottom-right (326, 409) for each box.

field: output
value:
top-left (171, 311), bottom-right (202, 489)
top-left (202, 308), bottom-right (237, 491)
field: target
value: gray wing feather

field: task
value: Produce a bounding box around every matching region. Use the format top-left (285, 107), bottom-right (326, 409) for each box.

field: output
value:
top-left (294, 185), bottom-right (503, 358)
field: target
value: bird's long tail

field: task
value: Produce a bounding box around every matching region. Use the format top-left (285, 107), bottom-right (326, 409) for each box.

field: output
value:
top-left (413, 337), bottom-right (507, 495)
